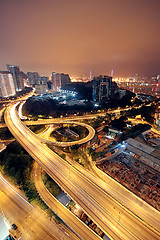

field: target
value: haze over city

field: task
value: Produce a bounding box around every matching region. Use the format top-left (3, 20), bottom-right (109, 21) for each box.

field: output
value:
top-left (0, 0), bottom-right (160, 77)
top-left (1, 1), bottom-right (160, 240)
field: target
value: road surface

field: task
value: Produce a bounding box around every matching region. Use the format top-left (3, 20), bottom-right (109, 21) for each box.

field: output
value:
top-left (5, 103), bottom-right (160, 240)
top-left (0, 173), bottom-right (77, 240)
top-left (33, 162), bottom-right (101, 240)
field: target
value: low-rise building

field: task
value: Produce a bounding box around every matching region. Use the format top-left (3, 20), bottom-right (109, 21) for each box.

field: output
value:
top-left (126, 138), bottom-right (160, 172)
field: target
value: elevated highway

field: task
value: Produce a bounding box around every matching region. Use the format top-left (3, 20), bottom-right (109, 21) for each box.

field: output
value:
top-left (5, 103), bottom-right (160, 240)
top-left (36, 121), bottom-right (95, 147)
top-left (0, 173), bottom-right (76, 240)
top-left (33, 162), bottom-right (101, 240)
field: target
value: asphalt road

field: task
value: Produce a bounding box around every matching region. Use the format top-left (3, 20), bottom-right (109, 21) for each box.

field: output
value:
top-left (37, 121), bottom-right (95, 146)
top-left (33, 162), bottom-right (101, 240)
top-left (5, 103), bottom-right (160, 240)
top-left (0, 173), bottom-right (76, 240)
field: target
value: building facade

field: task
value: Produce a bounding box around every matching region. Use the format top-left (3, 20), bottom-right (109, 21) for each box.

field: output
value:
top-left (17, 71), bottom-right (25, 89)
top-left (6, 64), bottom-right (24, 91)
top-left (27, 72), bottom-right (40, 86)
top-left (155, 112), bottom-right (160, 127)
top-left (51, 72), bottom-right (71, 91)
top-left (61, 73), bottom-right (71, 88)
top-left (39, 76), bottom-right (48, 85)
top-left (0, 71), bottom-right (16, 98)
top-left (92, 75), bottom-right (112, 102)
top-left (35, 84), bottom-right (48, 94)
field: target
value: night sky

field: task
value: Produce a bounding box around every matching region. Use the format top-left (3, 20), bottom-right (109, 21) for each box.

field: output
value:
top-left (0, 0), bottom-right (160, 77)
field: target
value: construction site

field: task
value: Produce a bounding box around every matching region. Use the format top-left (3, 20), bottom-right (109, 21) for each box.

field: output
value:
top-left (66, 201), bottom-right (105, 239)
top-left (97, 150), bottom-right (160, 211)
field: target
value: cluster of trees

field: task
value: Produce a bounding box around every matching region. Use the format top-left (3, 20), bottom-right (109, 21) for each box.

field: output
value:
top-left (0, 127), bottom-right (13, 140)
top-left (103, 126), bottom-right (109, 133)
top-left (108, 103), bottom-right (158, 132)
top-left (24, 95), bottom-right (93, 117)
top-left (110, 116), bottom-right (128, 131)
top-left (69, 125), bottom-right (89, 139)
top-left (89, 118), bottom-right (104, 129)
top-left (0, 141), bottom-right (65, 221)
top-left (24, 97), bottom-right (57, 116)
top-left (24, 87), bottom-right (136, 118)
top-left (50, 125), bottom-right (89, 142)
top-left (70, 145), bottom-right (89, 167)
top-left (101, 90), bottom-right (135, 108)
top-left (120, 123), bottom-right (151, 140)
top-left (51, 129), bottom-right (69, 142)
top-left (125, 104), bottom-right (157, 123)
top-left (0, 141), bottom-right (33, 192)
top-left (28, 125), bottom-right (46, 134)
top-left (87, 147), bottom-right (105, 161)
top-left (42, 173), bottom-right (61, 197)
top-left (85, 116), bottom-right (109, 129)
top-left (0, 141), bottom-right (45, 207)
top-left (109, 111), bottom-right (152, 134)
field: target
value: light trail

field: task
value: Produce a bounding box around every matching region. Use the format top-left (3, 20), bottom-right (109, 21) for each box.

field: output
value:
top-left (4, 103), bottom-right (160, 240)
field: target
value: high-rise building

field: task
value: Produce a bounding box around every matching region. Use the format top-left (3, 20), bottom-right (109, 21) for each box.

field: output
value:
top-left (6, 64), bottom-right (24, 91)
top-left (39, 76), bottom-right (48, 85)
top-left (61, 73), bottom-right (71, 87)
top-left (18, 71), bottom-right (25, 89)
top-left (92, 75), bottom-right (112, 102)
top-left (27, 72), bottom-right (39, 86)
top-left (35, 83), bottom-right (48, 94)
top-left (51, 72), bottom-right (71, 91)
top-left (0, 71), bottom-right (16, 98)
top-left (51, 72), bottom-right (61, 91)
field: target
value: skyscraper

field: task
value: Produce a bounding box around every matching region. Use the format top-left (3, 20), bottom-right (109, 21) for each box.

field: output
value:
top-left (51, 72), bottom-right (71, 91)
top-left (0, 71), bottom-right (16, 98)
top-left (92, 75), bottom-right (112, 102)
top-left (51, 72), bottom-right (61, 91)
top-left (6, 64), bottom-right (24, 91)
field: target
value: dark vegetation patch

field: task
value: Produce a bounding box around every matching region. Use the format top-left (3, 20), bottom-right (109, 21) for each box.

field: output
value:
top-left (24, 89), bottom-right (136, 118)
top-left (42, 173), bottom-right (61, 197)
top-left (0, 141), bottom-right (63, 221)
top-left (120, 123), bottom-right (151, 140)
top-left (0, 127), bottom-right (14, 140)
top-left (50, 125), bottom-right (89, 142)
top-left (27, 125), bottom-right (46, 134)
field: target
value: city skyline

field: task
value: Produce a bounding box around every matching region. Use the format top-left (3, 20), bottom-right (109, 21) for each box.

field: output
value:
top-left (0, 1), bottom-right (160, 238)
top-left (0, 0), bottom-right (160, 77)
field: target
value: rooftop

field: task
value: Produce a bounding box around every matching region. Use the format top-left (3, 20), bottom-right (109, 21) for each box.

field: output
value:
top-left (126, 138), bottom-right (154, 154)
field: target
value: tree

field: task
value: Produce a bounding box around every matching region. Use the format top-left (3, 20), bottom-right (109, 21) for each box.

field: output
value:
top-left (110, 116), bottom-right (127, 130)
top-left (103, 126), bottom-right (109, 133)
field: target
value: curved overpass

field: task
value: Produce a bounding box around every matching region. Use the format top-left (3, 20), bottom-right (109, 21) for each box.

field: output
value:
top-left (37, 121), bottom-right (95, 147)
top-left (5, 103), bottom-right (160, 240)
